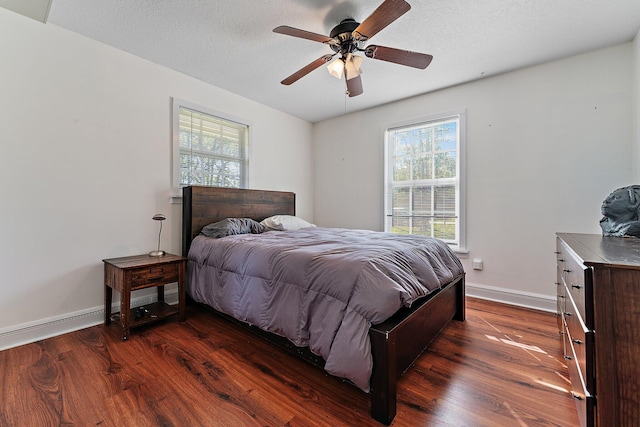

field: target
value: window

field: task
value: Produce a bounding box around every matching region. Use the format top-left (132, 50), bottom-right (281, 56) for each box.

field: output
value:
top-left (384, 111), bottom-right (466, 252)
top-left (172, 98), bottom-right (249, 194)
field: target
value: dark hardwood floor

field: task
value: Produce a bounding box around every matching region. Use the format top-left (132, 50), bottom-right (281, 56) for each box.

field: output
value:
top-left (0, 297), bottom-right (578, 426)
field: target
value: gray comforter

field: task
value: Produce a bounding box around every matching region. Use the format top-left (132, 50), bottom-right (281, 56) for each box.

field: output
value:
top-left (187, 227), bottom-right (464, 392)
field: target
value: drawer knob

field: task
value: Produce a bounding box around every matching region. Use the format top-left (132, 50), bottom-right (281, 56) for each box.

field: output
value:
top-left (564, 312), bottom-right (571, 316)
top-left (572, 393), bottom-right (583, 401)
top-left (572, 339), bottom-right (583, 345)
top-left (563, 269), bottom-right (571, 273)
top-left (564, 355), bottom-right (573, 361)
top-left (557, 294), bottom-right (565, 298)
top-left (571, 284), bottom-right (582, 289)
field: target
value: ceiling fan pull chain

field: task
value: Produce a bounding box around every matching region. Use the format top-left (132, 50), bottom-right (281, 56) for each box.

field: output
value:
top-left (344, 89), bottom-right (348, 114)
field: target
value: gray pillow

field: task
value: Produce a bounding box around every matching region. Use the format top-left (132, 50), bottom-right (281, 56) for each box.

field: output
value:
top-left (200, 218), bottom-right (265, 238)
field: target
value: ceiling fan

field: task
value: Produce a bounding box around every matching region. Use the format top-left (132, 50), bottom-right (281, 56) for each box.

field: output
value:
top-left (273, 0), bottom-right (433, 97)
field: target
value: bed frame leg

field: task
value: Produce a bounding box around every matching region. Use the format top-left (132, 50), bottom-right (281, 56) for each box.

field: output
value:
top-left (370, 329), bottom-right (396, 425)
top-left (454, 275), bottom-right (466, 321)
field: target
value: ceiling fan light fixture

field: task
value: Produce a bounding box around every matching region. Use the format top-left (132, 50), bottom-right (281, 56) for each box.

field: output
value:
top-left (345, 54), bottom-right (363, 80)
top-left (327, 57), bottom-right (344, 79)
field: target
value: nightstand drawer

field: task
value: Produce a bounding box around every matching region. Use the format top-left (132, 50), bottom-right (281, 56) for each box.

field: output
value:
top-left (131, 263), bottom-right (178, 289)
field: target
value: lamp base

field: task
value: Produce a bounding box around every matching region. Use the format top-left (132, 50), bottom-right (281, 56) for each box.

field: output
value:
top-left (148, 250), bottom-right (165, 257)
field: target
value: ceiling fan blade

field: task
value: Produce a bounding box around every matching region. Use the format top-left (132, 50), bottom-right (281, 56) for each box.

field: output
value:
top-left (281, 54), bottom-right (336, 85)
top-left (273, 25), bottom-right (333, 44)
top-left (346, 74), bottom-right (364, 97)
top-left (353, 0), bottom-right (411, 41)
top-left (364, 45), bottom-right (433, 69)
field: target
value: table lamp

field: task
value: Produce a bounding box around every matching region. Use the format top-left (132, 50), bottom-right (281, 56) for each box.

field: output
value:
top-left (149, 213), bottom-right (166, 256)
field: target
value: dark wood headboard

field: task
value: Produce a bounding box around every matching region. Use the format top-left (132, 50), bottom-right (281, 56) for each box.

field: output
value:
top-left (181, 186), bottom-right (296, 256)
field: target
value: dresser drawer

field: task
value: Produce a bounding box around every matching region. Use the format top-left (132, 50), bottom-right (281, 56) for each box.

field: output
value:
top-left (556, 280), bottom-right (565, 332)
top-left (556, 295), bottom-right (565, 332)
top-left (565, 325), bottom-right (595, 427)
top-left (557, 253), bottom-right (569, 289)
top-left (559, 241), bottom-right (594, 329)
top-left (564, 287), bottom-right (595, 393)
top-left (130, 263), bottom-right (179, 289)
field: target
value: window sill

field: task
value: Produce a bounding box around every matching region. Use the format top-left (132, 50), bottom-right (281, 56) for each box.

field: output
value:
top-left (170, 190), bottom-right (182, 204)
top-left (453, 249), bottom-right (468, 259)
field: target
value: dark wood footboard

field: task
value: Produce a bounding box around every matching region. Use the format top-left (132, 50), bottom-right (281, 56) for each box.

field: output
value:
top-left (369, 274), bottom-right (465, 424)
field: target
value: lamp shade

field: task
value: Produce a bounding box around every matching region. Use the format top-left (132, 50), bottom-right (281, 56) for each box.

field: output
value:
top-left (327, 58), bottom-right (344, 79)
top-left (344, 54), bottom-right (363, 80)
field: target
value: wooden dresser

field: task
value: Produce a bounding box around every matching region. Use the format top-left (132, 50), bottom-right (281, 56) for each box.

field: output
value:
top-left (556, 233), bottom-right (640, 427)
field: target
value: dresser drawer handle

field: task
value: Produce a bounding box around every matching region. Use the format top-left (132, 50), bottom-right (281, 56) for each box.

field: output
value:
top-left (564, 355), bottom-right (573, 360)
top-left (571, 284), bottom-right (582, 289)
top-left (563, 269), bottom-right (571, 273)
top-left (557, 294), bottom-right (565, 298)
top-left (563, 312), bottom-right (571, 316)
top-left (572, 393), bottom-right (583, 401)
top-left (572, 339), bottom-right (583, 345)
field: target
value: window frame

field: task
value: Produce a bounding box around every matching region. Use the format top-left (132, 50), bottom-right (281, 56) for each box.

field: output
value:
top-left (171, 98), bottom-right (250, 197)
top-left (383, 110), bottom-right (467, 253)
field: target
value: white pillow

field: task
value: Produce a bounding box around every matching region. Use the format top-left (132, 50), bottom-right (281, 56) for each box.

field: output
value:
top-left (261, 215), bottom-right (316, 231)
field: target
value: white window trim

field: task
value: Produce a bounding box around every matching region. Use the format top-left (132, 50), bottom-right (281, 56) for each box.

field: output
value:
top-left (382, 109), bottom-right (467, 254)
top-left (170, 97), bottom-right (251, 202)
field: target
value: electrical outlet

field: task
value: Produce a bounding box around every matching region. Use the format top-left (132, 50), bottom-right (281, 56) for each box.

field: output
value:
top-left (472, 258), bottom-right (483, 270)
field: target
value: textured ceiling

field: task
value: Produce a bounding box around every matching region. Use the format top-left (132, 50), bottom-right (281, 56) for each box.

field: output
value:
top-left (46, 0), bottom-right (640, 123)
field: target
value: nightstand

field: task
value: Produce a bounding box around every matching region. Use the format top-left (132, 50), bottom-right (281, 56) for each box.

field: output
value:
top-left (103, 253), bottom-right (187, 340)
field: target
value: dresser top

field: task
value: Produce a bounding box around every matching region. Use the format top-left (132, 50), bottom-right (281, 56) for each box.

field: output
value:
top-left (557, 233), bottom-right (640, 270)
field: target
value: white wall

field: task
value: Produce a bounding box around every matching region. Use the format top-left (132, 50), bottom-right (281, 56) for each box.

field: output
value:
top-left (0, 9), bottom-right (313, 345)
top-left (314, 43), bottom-right (633, 309)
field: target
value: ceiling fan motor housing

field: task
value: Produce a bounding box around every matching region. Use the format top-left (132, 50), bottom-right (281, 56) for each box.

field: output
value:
top-left (329, 18), bottom-right (361, 55)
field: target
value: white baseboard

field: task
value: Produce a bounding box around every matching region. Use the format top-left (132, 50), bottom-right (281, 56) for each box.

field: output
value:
top-left (1, 284), bottom-right (554, 352)
top-left (465, 281), bottom-right (556, 313)
top-left (0, 290), bottom-right (179, 351)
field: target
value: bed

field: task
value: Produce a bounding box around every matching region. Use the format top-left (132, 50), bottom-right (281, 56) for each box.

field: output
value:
top-left (182, 185), bottom-right (465, 425)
